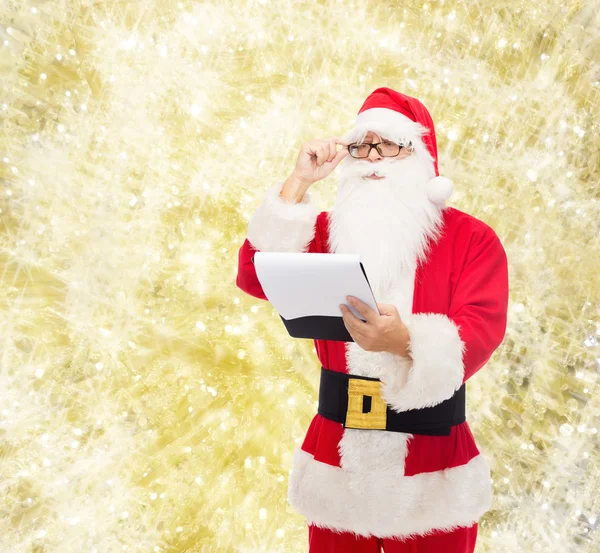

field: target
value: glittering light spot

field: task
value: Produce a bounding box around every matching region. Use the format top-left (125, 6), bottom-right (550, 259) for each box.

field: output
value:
top-left (95, 362), bottom-right (104, 371)
top-left (559, 424), bottom-right (574, 436)
top-left (447, 129), bottom-right (459, 141)
top-left (259, 508), bottom-right (267, 520)
top-left (497, 38), bottom-right (507, 48)
top-left (584, 335), bottom-right (597, 347)
top-left (195, 321), bottom-right (206, 331)
top-left (35, 368), bottom-right (44, 378)
top-left (40, 73), bottom-right (47, 80)
top-left (526, 169), bottom-right (537, 182)
top-left (448, 10), bottom-right (456, 19)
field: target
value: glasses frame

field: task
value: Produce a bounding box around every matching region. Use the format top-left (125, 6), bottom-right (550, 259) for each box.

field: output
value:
top-left (348, 140), bottom-right (414, 159)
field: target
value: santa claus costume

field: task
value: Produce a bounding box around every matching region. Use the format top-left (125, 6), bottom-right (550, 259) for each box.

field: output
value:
top-left (236, 87), bottom-right (509, 553)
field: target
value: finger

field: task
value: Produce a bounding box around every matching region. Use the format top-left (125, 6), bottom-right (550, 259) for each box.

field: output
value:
top-left (333, 136), bottom-right (351, 146)
top-left (316, 146), bottom-right (326, 166)
top-left (341, 305), bottom-right (368, 333)
top-left (342, 311), bottom-right (367, 339)
top-left (346, 296), bottom-right (378, 324)
top-left (327, 141), bottom-right (336, 162)
top-left (329, 146), bottom-right (349, 168)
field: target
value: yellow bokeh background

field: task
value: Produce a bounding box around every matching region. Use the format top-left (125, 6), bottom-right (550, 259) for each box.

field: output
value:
top-left (1, 1), bottom-right (599, 552)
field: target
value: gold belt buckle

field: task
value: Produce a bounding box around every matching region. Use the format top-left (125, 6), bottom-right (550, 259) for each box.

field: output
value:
top-left (345, 377), bottom-right (387, 430)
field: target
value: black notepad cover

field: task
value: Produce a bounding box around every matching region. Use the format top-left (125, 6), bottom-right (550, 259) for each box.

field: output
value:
top-left (279, 314), bottom-right (354, 342)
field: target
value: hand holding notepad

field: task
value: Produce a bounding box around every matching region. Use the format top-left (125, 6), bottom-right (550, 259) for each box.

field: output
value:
top-left (252, 252), bottom-right (380, 342)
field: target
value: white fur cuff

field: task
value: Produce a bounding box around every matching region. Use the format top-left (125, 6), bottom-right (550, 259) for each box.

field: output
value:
top-left (379, 313), bottom-right (466, 411)
top-left (246, 181), bottom-right (319, 252)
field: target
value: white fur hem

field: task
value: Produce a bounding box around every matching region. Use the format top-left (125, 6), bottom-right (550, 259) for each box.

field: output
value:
top-left (379, 313), bottom-right (465, 411)
top-left (288, 447), bottom-right (492, 539)
top-left (246, 181), bottom-right (319, 252)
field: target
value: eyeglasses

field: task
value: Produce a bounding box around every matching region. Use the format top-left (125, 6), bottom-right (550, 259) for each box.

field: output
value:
top-left (348, 141), bottom-right (414, 159)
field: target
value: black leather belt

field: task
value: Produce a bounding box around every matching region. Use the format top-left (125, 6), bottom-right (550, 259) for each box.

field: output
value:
top-left (317, 366), bottom-right (466, 436)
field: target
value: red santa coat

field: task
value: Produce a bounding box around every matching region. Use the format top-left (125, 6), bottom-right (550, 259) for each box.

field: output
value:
top-left (236, 186), bottom-right (509, 540)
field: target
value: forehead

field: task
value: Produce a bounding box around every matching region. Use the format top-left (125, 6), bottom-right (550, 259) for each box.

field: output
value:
top-left (362, 130), bottom-right (392, 141)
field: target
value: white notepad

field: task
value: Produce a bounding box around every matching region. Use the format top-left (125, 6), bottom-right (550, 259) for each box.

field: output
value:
top-left (253, 252), bottom-right (380, 341)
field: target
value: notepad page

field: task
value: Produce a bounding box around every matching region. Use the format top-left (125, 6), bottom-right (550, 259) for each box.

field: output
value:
top-left (253, 252), bottom-right (379, 321)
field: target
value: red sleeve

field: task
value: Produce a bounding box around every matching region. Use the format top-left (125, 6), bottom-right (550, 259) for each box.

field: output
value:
top-left (235, 238), bottom-right (268, 300)
top-left (235, 212), bottom-right (326, 301)
top-left (449, 226), bottom-right (509, 383)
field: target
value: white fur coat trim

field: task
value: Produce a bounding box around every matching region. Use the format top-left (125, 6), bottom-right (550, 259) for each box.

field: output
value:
top-left (247, 181), bottom-right (319, 252)
top-left (379, 313), bottom-right (466, 411)
top-left (288, 447), bottom-right (492, 539)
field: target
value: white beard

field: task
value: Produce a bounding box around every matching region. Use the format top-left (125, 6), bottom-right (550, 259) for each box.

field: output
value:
top-left (330, 154), bottom-right (447, 477)
top-left (328, 154), bottom-right (445, 298)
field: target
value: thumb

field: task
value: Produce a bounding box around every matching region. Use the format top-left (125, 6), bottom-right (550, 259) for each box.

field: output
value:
top-left (328, 146), bottom-right (349, 169)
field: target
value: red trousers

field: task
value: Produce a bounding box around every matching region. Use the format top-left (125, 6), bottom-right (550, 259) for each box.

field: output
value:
top-left (308, 522), bottom-right (478, 553)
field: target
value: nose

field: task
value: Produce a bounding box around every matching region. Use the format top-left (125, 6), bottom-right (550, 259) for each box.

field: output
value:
top-left (368, 145), bottom-right (383, 162)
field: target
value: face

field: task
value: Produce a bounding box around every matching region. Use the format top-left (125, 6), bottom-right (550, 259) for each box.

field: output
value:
top-left (349, 131), bottom-right (415, 181)
top-left (330, 128), bottom-right (445, 284)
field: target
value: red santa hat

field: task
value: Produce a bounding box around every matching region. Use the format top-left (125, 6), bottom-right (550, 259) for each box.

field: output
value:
top-left (341, 87), bottom-right (454, 205)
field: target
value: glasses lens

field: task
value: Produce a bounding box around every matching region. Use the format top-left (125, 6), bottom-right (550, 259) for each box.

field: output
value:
top-left (350, 144), bottom-right (370, 158)
top-left (379, 142), bottom-right (400, 156)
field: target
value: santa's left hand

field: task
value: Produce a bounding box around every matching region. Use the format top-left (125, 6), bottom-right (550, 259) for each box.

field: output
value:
top-left (339, 296), bottom-right (412, 358)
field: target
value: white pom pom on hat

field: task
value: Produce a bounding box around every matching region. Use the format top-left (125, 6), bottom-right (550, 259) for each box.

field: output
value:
top-left (427, 175), bottom-right (454, 204)
top-left (343, 87), bottom-right (454, 206)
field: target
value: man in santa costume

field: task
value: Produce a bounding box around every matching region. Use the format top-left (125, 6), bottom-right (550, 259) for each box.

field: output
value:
top-left (236, 87), bottom-right (509, 553)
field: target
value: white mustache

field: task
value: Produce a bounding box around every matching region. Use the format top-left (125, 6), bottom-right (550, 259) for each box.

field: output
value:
top-left (341, 158), bottom-right (395, 179)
